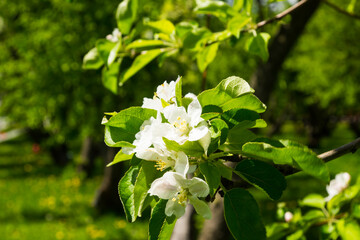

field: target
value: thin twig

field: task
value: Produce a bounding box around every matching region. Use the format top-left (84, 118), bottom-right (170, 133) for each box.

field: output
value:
top-left (322, 0), bottom-right (360, 20)
top-left (255, 0), bottom-right (309, 29)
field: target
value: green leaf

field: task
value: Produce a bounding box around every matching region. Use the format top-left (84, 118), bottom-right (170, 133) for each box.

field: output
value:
top-left (214, 161), bottom-right (233, 180)
top-left (221, 108), bottom-right (266, 129)
top-left (199, 161), bottom-right (221, 197)
top-left (105, 107), bottom-right (157, 143)
top-left (102, 61), bottom-right (120, 94)
top-left (242, 140), bottom-right (330, 182)
top-left (104, 124), bottom-right (135, 147)
top-left (198, 76), bottom-right (254, 109)
top-left (149, 200), bottom-right (177, 240)
top-left (221, 128), bottom-right (257, 153)
top-left (118, 165), bottom-right (140, 222)
top-left (208, 118), bottom-right (229, 154)
top-left (302, 210), bottom-right (324, 221)
top-left (108, 42), bottom-right (121, 66)
top-left (126, 39), bottom-right (167, 50)
top-left (235, 159), bottom-right (286, 200)
top-left (227, 14), bottom-right (251, 38)
top-left (201, 112), bottom-right (221, 121)
top-left (107, 149), bottom-right (134, 167)
top-left (221, 94), bottom-right (266, 113)
top-left (96, 39), bottom-right (116, 63)
top-left (82, 47), bottom-right (104, 69)
top-left (183, 27), bottom-right (212, 49)
top-left (337, 219), bottom-right (360, 240)
top-left (224, 188), bottom-right (266, 240)
top-left (146, 19), bottom-right (175, 35)
top-left (116, 0), bottom-right (138, 35)
top-left (119, 162), bottom-right (160, 222)
top-left (175, 76), bottom-right (182, 106)
top-left (163, 137), bottom-right (204, 157)
top-left (196, 42), bottom-right (219, 72)
top-left (328, 185), bottom-right (360, 212)
top-left (246, 32), bottom-right (271, 62)
top-left (121, 49), bottom-right (163, 84)
top-left (300, 194), bottom-right (325, 209)
top-left (195, 1), bottom-right (235, 22)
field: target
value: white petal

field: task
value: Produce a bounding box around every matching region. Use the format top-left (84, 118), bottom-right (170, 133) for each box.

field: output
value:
top-left (135, 148), bottom-right (160, 161)
top-left (188, 125), bottom-right (209, 141)
top-left (148, 172), bottom-right (180, 199)
top-left (165, 199), bottom-right (186, 218)
top-left (187, 97), bottom-right (202, 126)
top-left (198, 130), bottom-right (211, 154)
top-left (189, 196), bottom-right (211, 219)
top-left (188, 177), bottom-right (210, 198)
top-left (163, 105), bottom-right (188, 123)
top-left (142, 98), bottom-right (162, 111)
top-left (173, 151), bottom-right (189, 176)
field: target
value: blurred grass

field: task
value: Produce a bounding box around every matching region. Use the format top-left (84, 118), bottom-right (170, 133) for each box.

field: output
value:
top-left (0, 139), bottom-right (147, 240)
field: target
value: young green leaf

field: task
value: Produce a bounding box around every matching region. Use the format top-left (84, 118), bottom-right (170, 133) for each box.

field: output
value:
top-left (196, 42), bottom-right (219, 72)
top-left (175, 76), bottom-right (182, 106)
top-left (102, 61), bottom-right (120, 94)
top-left (300, 194), bottom-right (325, 209)
top-left (208, 118), bottom-right (229, 154)
top-left (126, 39), bottom-right (167, 50)
top-left (163, 137), bottom-right (204, 157)
top-left (96, 39), bottom-right (117, 63)
top-left (245, 32), bottom-right (271, 62)
top-left (221, 94), bottom-right (266, 113)
top-left (198, 76), bottom-right (254, 109)
top-left (104, 125), bottom-right (135, 147)
top-left (199, 161), bottom-right (221, 197)
top-left (121, 49), bottom-right (163, 84)
top-left (195, 1), bottom-right (235, 22)
top-left (220, 128), bottom-right (257, 153)
top-left (149, 200), bottom-right (177, 240)
top-left (146, 19), bottom-right (175, 35)
top-left (227, 14), bottom-right (251, 38)
top-left (105, 107), bottom-right (157, 143)
top-left (107, 149), bottom-right (134, 167)
top-left (224, 188), bottom-right (266, 240)
top-left (82, 47), bottom-right (104, 69)
top-left (116, 0), bottom-right (138, 35)
top-left (235, 159), bottom-right (286, 200)
top-left (108, 42), bottom-right (121, 66)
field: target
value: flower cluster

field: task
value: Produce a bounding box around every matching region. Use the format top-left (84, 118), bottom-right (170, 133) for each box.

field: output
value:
top-left (124, 77), bottom-right (212, 219)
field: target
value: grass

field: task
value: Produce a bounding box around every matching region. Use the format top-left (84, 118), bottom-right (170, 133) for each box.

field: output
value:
top-left (0, 138), bottom-right (148, 240)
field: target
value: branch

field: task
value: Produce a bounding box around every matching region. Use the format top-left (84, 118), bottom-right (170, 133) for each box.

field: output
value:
top-left (322, 0), bottom-right (360, 20)
top-left (255, 0), bottom-right (309, 29)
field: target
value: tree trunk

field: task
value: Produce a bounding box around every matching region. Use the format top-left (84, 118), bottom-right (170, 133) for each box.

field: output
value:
top-left (198, 1), bottom-right (321, 239)
top-left (92, 147), bottom-right (124, 213)
top-left (77, 136), bottom-right (98, 177)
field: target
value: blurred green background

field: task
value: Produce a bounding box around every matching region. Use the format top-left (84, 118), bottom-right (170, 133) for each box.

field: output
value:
top-left (0, 0), bottom-right (359, 239)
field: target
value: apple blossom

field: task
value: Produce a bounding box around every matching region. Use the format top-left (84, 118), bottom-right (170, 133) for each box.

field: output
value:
top-left (163, 96), bottom-right (211, 153)
top-left (325, 172), bottom-right (351, 201)
top-left (142, 77), bottom-right (180, 111)
top-left (106, 28), bottom-right (121, 42)
top-left (148, 171), bottom-right (211, 219)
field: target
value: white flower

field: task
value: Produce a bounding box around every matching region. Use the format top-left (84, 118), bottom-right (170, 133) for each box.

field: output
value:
top-left (142, 77), bottom-right (180, 112)
top-left (106, 28), bottom-right (121, 42)
top-left (284, 211), bottom-right (293, 222)
top-left (148, 171), bottom-right (211, 219)
top-left (325, 172), bottom-right (351, 201)
top-left (122, 114), bottom-right (174, 155)
top-left (163, 96), bottom-right (211, 153)
top-left (136, 145), bottom-right (189, 176)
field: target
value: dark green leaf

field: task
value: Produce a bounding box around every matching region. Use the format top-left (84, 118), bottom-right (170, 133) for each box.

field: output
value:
top-left (149, 200), bottom-right (177, 240)
top-left (221, 108), bottom-right (266, 129)
top-left (224, 188), bottom-right (266, 240)
top-left (200, 161), bottom-right (221, 197)
top-left (208, 118), bottom-right (229, 154)
top-left (235, 159), bottom-right (286, 200)
top-left (221, 128), bottom-right (257, 153)
top-left (214, 161), bottom-right (233, 180)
